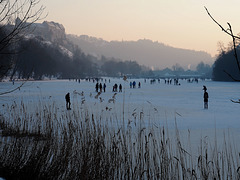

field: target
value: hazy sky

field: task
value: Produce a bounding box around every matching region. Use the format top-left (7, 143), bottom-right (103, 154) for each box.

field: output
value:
top-left (41, 0), bottom-right (240, 57)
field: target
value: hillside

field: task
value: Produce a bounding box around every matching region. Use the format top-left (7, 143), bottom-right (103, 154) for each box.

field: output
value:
top-left (1, 20), bottom-right (147, 80)
top-left (67, 35), bottom-right (213, 70)
top-left (2, 19), bottom-right (213, 80)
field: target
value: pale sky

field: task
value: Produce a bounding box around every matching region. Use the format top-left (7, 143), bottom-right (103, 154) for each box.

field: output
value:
top-left (41, 0), bottom-right (240, 57)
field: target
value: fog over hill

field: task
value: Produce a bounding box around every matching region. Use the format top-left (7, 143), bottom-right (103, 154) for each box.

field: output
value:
top-left (67, 35), bottom-right (213, 70)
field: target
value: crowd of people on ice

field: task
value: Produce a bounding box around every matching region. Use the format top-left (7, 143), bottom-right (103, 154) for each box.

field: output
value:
top-left (66, 77), bottom-right (209, 110)
top-left (129, 81), bottom-right (141, 88)
top-left (147, 77), bottom-right (201, 86)
top-left (95, 82), bottom-right (107, 92)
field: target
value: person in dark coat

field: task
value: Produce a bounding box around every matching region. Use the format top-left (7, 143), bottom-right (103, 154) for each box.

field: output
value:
top-left (103, 83), bottom-right (106, 92)
top-left (133, 81), bottom-right (136, 88)
top-left (95, 82), bottom-right (99, 92)
top-left (119, 84), bottom-right (122, 92)
top-left (99, 83), bottom-right (103, 92)
top-left (203, 86), bottom-right (209, 109)
top-left (204, 91), bottom-right (209, 109)
top-left (65, 92), bottom-right (71, 110)
top-left (114, 84), bottom-right (118, 92)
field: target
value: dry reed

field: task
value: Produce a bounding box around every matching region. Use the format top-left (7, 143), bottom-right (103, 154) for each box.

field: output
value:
top-left (0, 97), bottom-right (239, 180)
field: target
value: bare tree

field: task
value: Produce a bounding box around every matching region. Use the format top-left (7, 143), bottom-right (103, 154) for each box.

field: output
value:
top-left (0, 0), bottom-right (45, 95)
top-left (205, 7), bottom-right (240, 103)
top-left (0, 0), bottom-right (45, 79)
top-left (216, 41), bottom-right (226, 55)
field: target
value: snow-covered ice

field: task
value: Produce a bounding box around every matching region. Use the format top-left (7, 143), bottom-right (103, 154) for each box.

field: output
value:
top-left (0, 78), bottom-right (240, 151)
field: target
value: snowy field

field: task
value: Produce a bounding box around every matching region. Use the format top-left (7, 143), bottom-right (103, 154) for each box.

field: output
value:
top-left (0, 78), bottom-right (240, 150)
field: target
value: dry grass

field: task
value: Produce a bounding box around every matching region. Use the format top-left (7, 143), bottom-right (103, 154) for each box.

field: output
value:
top-left (0, 98), bottom-right (239, 180)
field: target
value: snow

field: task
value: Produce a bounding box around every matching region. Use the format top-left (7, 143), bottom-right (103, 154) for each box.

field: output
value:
top-left (0, 78), bottom-right (240, 151)
top-left (59, 45), bottom-right (73, 58)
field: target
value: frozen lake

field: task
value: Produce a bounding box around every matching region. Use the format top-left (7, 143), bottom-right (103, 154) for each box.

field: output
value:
top-left (0, 78), bottom-right (240, 149)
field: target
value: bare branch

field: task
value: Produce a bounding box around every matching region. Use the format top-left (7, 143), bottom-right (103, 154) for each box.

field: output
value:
top-left (0, 0), bottom-right (46, 53)
top-left (230, 99), bottom-right (240, 104)
top-left (0, 0), bottom-right (46, 95)
top-left (223, 70), bottom-right (240, 82)
top-left (0, 0), bottom-right (46, 80)
top-left (205, 6), bottom-right (240, 81)
top-left (204, 7), bottom-right (240, 40)
top-left (0, 81), bottom-right (26, 96)
top-left (227, 23), bottom-right (240, 73)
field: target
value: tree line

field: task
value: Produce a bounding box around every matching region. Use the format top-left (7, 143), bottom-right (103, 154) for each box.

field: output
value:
top-left (212, 48), bottom-right (240, 81)
top-left (1, 25), bottom-right (215, 81)
top-left (0, 34), bottom-right (145, 80)
top-left (1, 31), bottom-right (215, 80)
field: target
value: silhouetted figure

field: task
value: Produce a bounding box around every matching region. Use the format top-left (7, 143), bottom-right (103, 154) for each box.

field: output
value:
top-left (138, 82), bottom-right (141, 88)
top-left (103, 83), bottom-right (106, 92)
top-left (203, 85), bottom-right (207, 92)
top-left (204, 91), bottom-right (209, 109)
top-left (65, 92), bottom-right (71, 110)
top-left (114, 84), bottom-right (118, 92)
top-left (99, 83), bottom-right (103, 92)
top-left (203, 86), bottom-right (209, 109)
top-left (119, 84), bottom-right (122, 92)
top-left (95, 83), bottom-right (99, 92)
top-left (133, 81), bottom-right (136, 88)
